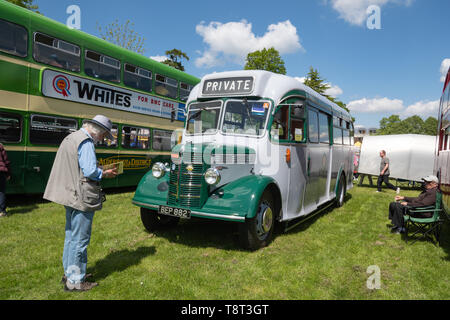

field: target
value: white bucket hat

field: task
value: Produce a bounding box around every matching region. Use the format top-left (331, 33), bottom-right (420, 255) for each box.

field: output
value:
top-left (85, 115), bottom-right (114, 140)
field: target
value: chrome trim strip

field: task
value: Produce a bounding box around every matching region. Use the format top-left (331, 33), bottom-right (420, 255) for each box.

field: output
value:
top-left (191, 211), bottom-right (246, 222)
top-left (132, 201), bottom-right (159, 209)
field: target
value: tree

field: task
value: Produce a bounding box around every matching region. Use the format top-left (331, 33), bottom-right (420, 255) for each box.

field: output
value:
top-left (424, 117), bottom-right (438, 136)
top-left (162, 49), bottom-right (189, 71)
top-left (6, 0), bottom-right (39, 13)
top-left (377, 115), bottom-right (438, 136)
top-left (378, 115), bottom-right (404, 135)
top-left (97, 19), bottom-right (145, 55)
top-left (244, 47), bottom-right (286, 75)
top-left (303, 66), bottom-right (330, 96)
top-left (303, 66), bottom-right (350, 113)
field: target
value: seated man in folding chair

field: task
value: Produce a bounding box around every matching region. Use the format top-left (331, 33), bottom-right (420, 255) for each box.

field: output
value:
top-left (388, 175), bottom-right (439, 234)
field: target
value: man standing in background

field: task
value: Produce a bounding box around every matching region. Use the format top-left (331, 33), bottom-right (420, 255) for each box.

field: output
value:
top-left (377, 150), bottom-right (400, 194)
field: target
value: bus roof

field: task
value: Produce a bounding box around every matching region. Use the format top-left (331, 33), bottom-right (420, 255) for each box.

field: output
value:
top-left (190, 70), bottom-right (352, 121)
top-left (0, 1), bottom-right (199, 85)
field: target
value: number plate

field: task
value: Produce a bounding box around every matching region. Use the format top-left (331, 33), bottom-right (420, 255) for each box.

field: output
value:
top-left (158, 205), bottom-right (191, 219)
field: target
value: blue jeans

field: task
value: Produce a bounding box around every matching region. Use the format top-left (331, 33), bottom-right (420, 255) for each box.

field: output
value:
top-left (63, 206), bottom-right (94, 284)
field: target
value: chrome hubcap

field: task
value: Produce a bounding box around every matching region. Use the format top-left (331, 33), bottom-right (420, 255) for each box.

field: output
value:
top-left (256, 203), bottom-right (273, 239)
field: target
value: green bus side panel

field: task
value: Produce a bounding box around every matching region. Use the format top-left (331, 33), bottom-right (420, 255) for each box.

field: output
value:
top-left (0, 60), bottom-right (29, 95)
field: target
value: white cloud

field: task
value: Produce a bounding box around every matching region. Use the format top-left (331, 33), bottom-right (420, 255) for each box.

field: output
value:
top-left (150, 55), bottom-right (168, 62)
top-left (348, 97), bottom-right (404, 113)
top-left (325, 84), bottom-right (343, 97)
top-left (348, 97), bottom-right (439, 119)
top-left (195, 20), bottom-right (302, 68)
top-left (440, 58), bottom-right (450, 82)
top-left (401, 100), bottom-right (440, 118)
top-left (328, 0), bottom-right (412, 26)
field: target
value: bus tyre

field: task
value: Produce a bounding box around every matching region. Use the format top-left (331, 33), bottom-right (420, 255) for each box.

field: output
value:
top-left (336, 175), bottom-right (346, 208)
top-left (140, 207), bottom-right (179, 232)
top-left (239, 191), bottom-right (276, 251)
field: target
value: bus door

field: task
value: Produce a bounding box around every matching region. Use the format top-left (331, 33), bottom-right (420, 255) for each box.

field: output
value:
top-left (303, 108), bottom-right (331, 208)
top-left (270, 105), bottom-right (291, 218)
top-left (287, 105), bottom-right (307, 216)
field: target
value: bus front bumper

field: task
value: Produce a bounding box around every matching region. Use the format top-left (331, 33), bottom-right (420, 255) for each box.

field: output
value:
top-left (132, 199), bottom-right (246, 222)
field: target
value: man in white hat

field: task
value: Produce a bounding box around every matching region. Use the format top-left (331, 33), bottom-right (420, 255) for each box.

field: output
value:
top-left (388, 175), bottom-right (439, 234)
top-left (44, 115), bottom-right (118, 291)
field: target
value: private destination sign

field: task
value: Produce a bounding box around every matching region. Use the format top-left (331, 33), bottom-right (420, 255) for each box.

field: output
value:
top-left (41, 69), bottom-right (185, 121)
top-left (202, 77), bottom-right (254, 96)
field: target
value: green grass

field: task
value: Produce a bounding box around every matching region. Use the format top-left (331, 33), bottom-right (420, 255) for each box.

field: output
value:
top-left (0, 184), bottom-right (449, 300)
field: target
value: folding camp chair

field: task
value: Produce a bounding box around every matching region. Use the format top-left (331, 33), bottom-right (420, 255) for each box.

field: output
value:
top-left (403, 191), bottom-right (444, 246)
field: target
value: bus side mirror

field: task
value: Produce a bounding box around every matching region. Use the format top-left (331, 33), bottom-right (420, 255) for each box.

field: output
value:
top-left (171, 109), bottom-right (176, 123)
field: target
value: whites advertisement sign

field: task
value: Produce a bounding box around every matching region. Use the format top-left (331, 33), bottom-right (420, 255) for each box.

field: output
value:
top-left (41, 69), bottom-right (185, 121)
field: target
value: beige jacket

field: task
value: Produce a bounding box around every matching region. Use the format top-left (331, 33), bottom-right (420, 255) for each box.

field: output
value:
top-left (43, 129), bottom-right (102, 212)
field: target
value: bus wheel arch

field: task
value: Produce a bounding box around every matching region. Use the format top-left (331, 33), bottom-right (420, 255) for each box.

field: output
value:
top-left (239, 184), bottom-right (280, 250)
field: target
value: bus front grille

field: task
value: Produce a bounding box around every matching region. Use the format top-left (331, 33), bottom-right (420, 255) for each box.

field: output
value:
top-left (168, 163), bottom-right (205, 208)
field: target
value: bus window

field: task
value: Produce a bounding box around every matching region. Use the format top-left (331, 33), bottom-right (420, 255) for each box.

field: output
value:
top-left (96, 124), bottom-right (118, 148)
top-left (30, 115), bottom-right (77, 145)
top-left (290, 105), bottom-right (305, 142)
top-left (271, 105), bottom-right (289, 141)
top-left (319, 112), bottom-right (330, 144)
top-left (333, 116), bottom-right (340, 127)
top-left (186, 101), bottom-right (222, 135)
top-left (180, 82), bottom-right (193, 102)
top-left (0, 19), bottom-right (27, 57)
top-left (308, 109), bottom-right (319, 143)
top-left (333, 127), bottom-right (343, 145)
top-left (0, 112), bottom-right (22, 143)
top-left (121, 126), bottom-right (150, 149)
top-left (155, 74), bottom-right (178, 99)
top-left (85, 50), bottom-right (120, 83)
top-left (33, 33), bottom-right (80, 72)
top-left (343, 129), bottom-right (350, 145)
top-left (152, 129), bottom-right (172, 151)
top-left (222, 100), bottom-right (269, 136)
top-left (124, 63), bottom-right (152, 92)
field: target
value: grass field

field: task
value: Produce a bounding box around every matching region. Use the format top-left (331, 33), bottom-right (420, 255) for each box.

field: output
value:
top-left (0, 183), bottom-right (449, 300)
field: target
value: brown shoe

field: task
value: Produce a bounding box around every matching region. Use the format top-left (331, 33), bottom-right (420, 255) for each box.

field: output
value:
top-left (64, 280), bottom-right (98, 292)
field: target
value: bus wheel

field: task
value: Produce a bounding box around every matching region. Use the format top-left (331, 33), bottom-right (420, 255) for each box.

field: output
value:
top-left (336, 175), bottom-right (346, 208)
top-left (140, 207), bottom-right (179, 232)
top-left (239, 191), bottom-right (276, 250)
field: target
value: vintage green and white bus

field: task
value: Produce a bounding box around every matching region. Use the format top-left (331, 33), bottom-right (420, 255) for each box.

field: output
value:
top-left (0, 1), bottom-right (199, 194)
top-left (133, 70), bottom-right (355, 249)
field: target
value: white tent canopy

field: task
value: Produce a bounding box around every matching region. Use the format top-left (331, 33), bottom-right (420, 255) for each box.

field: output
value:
top-left (357, 134), bottom-right (437, 182)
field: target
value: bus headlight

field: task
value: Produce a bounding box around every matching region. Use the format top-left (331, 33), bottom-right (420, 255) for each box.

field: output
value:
top-left (152, 162), bottom-right (166, 179)
top-left (205, 168), bottom-right (221, 185)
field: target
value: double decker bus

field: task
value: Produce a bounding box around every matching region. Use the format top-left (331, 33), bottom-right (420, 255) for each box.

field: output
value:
top-left (436, 66), bottom-right (450, 213)
top-left (133, 70), bottom-right (355, 249)
top-left (0, 1), bottom-right (199, 194)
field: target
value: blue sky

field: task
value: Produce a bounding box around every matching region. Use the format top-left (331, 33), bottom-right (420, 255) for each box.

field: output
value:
top-left (35, 0), bottom-right (450, 128)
